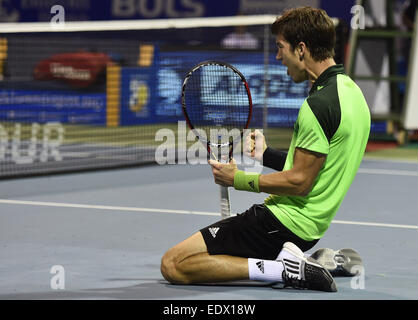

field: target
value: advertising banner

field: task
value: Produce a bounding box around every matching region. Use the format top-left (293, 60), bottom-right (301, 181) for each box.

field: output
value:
top-left (0, 90), bottom-right (106, 124)
top-left (0, 0), bottom-right (331, 22)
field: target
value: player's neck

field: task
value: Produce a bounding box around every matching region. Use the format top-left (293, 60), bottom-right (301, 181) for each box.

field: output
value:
top-left (306, 58), bottom-right (336, 84)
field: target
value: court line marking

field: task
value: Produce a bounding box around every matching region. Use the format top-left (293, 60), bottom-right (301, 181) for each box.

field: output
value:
top-left (357, 168), bottom-right (418, 176)
top-left (363, 157), bottom-right (418, 165)
top-left (1, 199), bottom-right (418, 230)
top-left (0, 199), bottom-right (218, 216)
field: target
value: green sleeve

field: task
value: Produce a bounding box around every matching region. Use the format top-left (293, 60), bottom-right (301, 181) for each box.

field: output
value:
top-left (294, 101), bottom-right (330, 155)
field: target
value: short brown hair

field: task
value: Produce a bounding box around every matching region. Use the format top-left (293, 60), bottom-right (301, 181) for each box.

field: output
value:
top-left (271, 7), bottom-right (336, 61)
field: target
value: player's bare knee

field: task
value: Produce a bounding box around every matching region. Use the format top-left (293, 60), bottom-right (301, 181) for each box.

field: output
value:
top-left (160, 251), bottom-right (174, 282)
top-left (160, 250), bottom-right (187, 284)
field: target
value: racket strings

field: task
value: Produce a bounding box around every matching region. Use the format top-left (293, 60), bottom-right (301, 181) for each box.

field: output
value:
top-left (183, 63), bottom-right (250, 147)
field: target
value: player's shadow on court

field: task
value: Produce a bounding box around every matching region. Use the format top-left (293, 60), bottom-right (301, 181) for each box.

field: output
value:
top-left (0, 280), bottom-right (316, 299)
top-left (0, 275), bottom-right (395, 299)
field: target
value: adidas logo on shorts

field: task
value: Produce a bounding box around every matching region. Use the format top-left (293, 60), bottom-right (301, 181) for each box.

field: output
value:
top-left (209, 227), bottom-right (220, 238)
top-left (256, 261), bottom-right (264, 273)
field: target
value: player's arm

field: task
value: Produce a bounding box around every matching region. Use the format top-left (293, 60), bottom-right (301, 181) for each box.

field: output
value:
top-left (210, 147), bottom-right (325, 197)
top-left (259, 147), bottom-right (325, 196)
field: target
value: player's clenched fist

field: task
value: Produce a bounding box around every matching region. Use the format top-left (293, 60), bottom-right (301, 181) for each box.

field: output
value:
top-left (244, 129), bottom-right (267, 162)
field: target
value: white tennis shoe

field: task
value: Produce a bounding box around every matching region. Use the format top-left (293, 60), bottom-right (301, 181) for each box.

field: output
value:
top-left (273, 242), bottom-right (337, 292)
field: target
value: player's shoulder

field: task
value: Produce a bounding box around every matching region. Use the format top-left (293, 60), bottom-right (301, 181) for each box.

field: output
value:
top-left (304, 80), bottom-right (341, 143)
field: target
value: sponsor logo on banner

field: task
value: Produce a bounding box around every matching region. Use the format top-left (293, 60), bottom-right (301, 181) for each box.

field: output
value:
top-left (120, 67), bottom-right (157, 125)
top-left (129, 79), bottom-right (149, 116)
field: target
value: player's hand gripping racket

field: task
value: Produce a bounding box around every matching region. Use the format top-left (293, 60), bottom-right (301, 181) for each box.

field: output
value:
top-left (181, 61), bottom-right (252, 218)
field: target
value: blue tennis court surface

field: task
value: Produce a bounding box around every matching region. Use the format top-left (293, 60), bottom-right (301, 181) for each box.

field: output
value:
top-left (1, 157), bottom-right (418, 300)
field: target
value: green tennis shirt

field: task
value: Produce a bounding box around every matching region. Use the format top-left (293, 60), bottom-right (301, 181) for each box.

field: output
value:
top-left (264, 65), bottom-right (371, 241)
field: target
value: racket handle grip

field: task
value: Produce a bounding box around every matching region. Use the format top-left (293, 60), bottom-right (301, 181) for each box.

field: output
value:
top-left (220, 186), bottom-right (231, 219)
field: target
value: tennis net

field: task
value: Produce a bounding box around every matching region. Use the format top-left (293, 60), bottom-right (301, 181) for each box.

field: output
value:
top-left (0, 15), bottom-right (346, 178)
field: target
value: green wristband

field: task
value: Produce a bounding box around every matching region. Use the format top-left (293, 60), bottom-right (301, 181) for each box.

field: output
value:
top-left (233, 170), bottom-right (261, 193)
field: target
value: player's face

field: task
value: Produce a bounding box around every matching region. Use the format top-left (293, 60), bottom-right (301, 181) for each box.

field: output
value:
top-left (275, 34), bottom-right (307, 83)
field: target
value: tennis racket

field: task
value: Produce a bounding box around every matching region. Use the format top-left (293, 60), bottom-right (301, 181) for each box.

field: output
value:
top-left (181, 60), bottom-right (253, 218)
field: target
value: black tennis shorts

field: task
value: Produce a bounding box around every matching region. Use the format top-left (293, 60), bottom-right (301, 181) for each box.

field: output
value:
top-left (200, 204), bottom-right (319, 260)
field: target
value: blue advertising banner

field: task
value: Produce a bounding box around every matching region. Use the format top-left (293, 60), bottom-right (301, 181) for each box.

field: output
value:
top-left (0, 0), bottom-right (240, 22)
top-left (0, 90), bottom-right (106, 124)
top-left (0, 0), bottom-right (347, 23)
top-left (0, 49), bottom-right (308, 127)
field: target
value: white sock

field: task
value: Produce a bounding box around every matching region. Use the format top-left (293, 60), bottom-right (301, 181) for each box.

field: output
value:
top-left (248, 258), bottom-right (284, 282)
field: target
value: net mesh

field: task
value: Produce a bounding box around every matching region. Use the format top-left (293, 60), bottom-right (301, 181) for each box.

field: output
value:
top-left (0, 15), bottom-right (345, 178)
